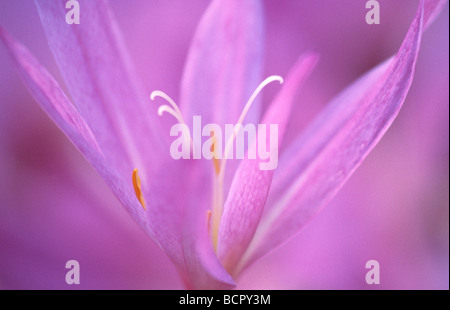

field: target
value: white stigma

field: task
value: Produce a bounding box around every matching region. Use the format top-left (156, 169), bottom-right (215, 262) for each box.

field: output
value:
top-left (220, 75), bottom-right (284, 173)
top-left (213, 75), bottom-right (283, 252)
top-left (151, 90), bottom-right (187, 125)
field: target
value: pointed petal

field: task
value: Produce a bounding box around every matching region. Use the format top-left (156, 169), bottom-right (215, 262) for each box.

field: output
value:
top-left (0, 26), bottom-right (101, 167)
top-left (0, 26), bottom-right (152, 243)
top-left (34, 0), bottom-right (165, 176)
top-left (238, 0), bottom-right (444, 273)
top-left (180, 0), bottom-right (264, 127)
top-left (217, 54), bottom-right (318, 275)
top-left (0, 25), bottom-right (187, 290)
top-left (4, 2), bottom-right (234, 289)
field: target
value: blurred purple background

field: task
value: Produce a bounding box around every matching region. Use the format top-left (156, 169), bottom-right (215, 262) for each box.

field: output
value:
top-left (0, 0), bottom-right (448, 289)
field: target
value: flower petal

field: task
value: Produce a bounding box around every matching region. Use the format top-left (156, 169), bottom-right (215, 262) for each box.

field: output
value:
top-left (142, 158), bottom-right (235, 289)
top-left (180, 0), bottom-right (264, 127)
top-left (34, 0), bottom-right (165, 177)
top-left (4, 0), bottom-right (245, 289)
top-left (0, 24), bottom-right (198, 290)
top-left (180, 161), bottom-right (236, 289)
top-left (6, 1), bottom-right (234, 289)
top-left (0, 26), bottom-right (102, 169)
top-left (217, 54), bottom-right (318, 275)
top-left (0, 26), bottom-right (154, 242)
top-left (238, 0), bottom-right (445, 273)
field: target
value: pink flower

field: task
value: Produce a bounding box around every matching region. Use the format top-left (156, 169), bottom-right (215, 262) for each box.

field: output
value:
top-left (0, 0), bottom-right (447, 289)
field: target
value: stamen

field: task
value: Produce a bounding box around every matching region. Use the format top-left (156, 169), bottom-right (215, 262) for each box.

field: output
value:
top-left (132, 168), bottom-right (146, 210)
top-left (213, 157), bottom-right (221, 175)
top-left (211, 132), bottom-right (221, 175)
top-left (206, 210), bottom-right (212, 234)
top-left (211, 176), bottom-right (223, 252)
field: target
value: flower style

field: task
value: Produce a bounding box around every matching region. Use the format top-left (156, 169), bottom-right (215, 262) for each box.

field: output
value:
top-left (0, 0), bottom-right (447, 289)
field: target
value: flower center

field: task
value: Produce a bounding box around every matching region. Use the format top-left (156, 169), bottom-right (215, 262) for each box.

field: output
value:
top-left (148, 75), bottom-right (284, 251)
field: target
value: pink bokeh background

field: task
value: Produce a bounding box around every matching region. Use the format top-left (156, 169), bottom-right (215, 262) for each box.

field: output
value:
top-left (0, 0), bottom-right (448, 289)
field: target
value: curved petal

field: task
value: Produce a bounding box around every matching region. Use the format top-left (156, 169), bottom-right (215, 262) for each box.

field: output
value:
top-left (237, 0), bottom-right (447, 274)
top-left (217, 54), bottom-right (318, 275)
top-left (0, 26), bottom-right (153, 257)
top-left (180, 0), bottom-right (264, 127)
top-left (34, 0), bottom-right (166, 178)
top-left (0, 26), bottom-right (102, 173)
top-left (4, 2), bottom-right (233, 289)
